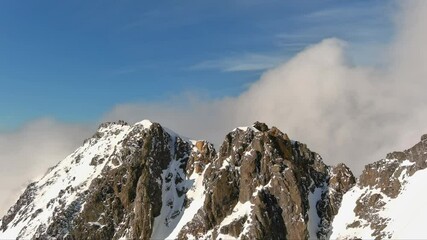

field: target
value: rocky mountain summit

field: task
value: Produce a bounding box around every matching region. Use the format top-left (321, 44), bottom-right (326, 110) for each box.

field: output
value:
top-left (1, 119), bottom-right (426, 239)
top-left (175, 122), bottom-right (355, 240)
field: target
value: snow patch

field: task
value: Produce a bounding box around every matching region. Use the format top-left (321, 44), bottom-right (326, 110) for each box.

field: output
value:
top-left (203, 200), bottom-right (253, 240)
top-left (220, 201), bottom-right (252, 227)
top-left (307, 187), bottom-right (323, 239)
top-left (134, 119), bottom-right (153, 129)
top-left (232, 126), bottom-right (260, 133)
top-left (400, 160), bottom-right (415, 167)
top-left (220, 157), bottom-right (231, 170)
top-left (165, 165), bottom-right (209, 239)
top-left (151, 157), bottom-right (187, 239)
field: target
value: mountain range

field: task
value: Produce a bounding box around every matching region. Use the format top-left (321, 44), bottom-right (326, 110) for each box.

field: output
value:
top-left (1, 120), bottom-right (426, 239)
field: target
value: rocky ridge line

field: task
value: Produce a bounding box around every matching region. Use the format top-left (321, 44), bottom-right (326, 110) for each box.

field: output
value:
top-left (0, 120), bottom-right (355, 240)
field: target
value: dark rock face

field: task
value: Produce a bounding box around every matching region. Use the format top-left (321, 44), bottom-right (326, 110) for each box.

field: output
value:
top-left (72, 123), bottom-right (173, 240)
top-left (0, 121), bottom-right (355, 240)
top-left (177, 125), bottom-right (355, 239)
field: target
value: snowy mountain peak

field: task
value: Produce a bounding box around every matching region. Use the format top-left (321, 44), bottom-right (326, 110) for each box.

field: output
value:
top-left (0, 120), bottom-right (213, 239)
top-left (134, 119), bottom-right (153, 129)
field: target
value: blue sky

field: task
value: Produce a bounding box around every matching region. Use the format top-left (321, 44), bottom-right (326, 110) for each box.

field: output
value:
top-left (0, 0), bottom-right (395, 131)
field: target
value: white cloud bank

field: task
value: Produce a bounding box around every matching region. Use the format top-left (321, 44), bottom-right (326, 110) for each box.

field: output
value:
top-left (2, 1), bottom-right (427, 216)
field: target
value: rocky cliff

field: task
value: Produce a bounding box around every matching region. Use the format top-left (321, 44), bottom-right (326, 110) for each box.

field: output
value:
top-left (176, 122), bottom-right (355, 240)
top-left (0, 120), bottom-right (356, 239)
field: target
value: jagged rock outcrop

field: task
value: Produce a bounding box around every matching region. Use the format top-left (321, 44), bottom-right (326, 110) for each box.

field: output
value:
top-left (0, 120), bottom-right (355, 240)
top-left (177, 122), bottom-right (355, 239)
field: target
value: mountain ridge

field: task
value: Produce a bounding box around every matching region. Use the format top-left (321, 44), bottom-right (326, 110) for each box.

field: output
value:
top-left (0, 119), bottom-right (425, 239)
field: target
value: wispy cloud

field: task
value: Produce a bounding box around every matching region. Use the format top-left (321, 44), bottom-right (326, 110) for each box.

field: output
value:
top-left (303, 8), bottom-right (368, 20)
top-left (190, 53), bottom-right (288, 72)
top-left (302, 2), bottom-right (393, 21)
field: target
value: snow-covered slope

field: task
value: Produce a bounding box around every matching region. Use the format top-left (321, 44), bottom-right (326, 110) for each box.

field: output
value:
top-left (331, 134), bottom-right (427, 239)
top-left (0, 121), bottom-right (132, 239)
